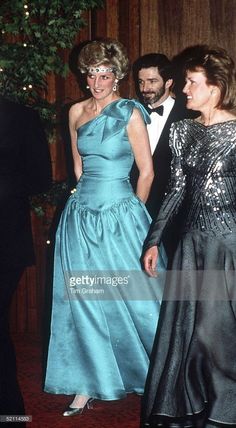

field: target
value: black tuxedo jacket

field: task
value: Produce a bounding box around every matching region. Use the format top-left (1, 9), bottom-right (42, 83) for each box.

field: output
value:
top-left (130, 99), bottom-right (197, 257)
top-left (0, 96), bottom-right (52, 270)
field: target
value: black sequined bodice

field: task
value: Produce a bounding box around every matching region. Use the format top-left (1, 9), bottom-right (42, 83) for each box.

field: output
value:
top-left (146, 119), bottom-right (236, 247)
top-left (180, 119), bottom-right (236, 233)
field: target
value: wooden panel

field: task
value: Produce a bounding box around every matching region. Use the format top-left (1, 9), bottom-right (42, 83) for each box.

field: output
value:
top-left (209, 0), bottom-right (236, 60)
top-left (91, 4), bottom-right (107, 38)
top-left (63, 11), bottom-right (92, 103)
top-left (119, 0), bottom-right (140, 98)
top-left (106, 0), bottom-right (119, 38)
top-left (175, 0), bottom-right (211, 52)
top-left (140, 0), bottom-right (160, 54)
top-left (139, 0), bottom-right (236, 62)
top-left (92, 0), bottom-right (119, 38)
top-left (140, 0), bottom-right (211, 57)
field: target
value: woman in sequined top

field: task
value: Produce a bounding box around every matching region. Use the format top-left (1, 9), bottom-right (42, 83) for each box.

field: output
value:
top-left (141, 46), bottom-right (236, 428)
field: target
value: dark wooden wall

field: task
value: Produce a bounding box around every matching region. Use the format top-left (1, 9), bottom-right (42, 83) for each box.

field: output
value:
top-left (10, 0), bottom-right (236, 336)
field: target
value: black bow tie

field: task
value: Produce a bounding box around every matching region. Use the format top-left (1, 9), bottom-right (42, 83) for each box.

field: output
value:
top-left (145, 105), bottom-right (164, 116)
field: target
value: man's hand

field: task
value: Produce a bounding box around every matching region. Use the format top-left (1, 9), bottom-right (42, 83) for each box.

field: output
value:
top-left (143, 245), bottom-right (159, 277)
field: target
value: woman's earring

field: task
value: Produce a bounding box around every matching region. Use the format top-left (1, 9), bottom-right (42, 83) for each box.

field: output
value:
top-left (86, 85), bottom-right (90, 89)
top-left (113, 80), bottom-right (118, 92)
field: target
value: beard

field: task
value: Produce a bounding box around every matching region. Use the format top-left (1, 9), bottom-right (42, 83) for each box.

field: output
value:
top-left (141, 85), bottom-right (166, 105)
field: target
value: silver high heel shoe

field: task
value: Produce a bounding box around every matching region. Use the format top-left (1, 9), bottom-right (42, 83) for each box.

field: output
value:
top-left (63, 397), bottom-right (94, 417)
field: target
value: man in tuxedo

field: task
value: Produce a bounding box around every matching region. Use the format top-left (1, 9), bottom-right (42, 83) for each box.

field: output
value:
top-left (0, 95), bottom-right (52, 425)
top-left (132, 53), bottom-right (196, 257)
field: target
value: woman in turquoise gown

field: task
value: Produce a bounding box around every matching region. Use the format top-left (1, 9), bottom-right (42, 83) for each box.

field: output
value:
top-left (44, 38), bottom-right (166, 415)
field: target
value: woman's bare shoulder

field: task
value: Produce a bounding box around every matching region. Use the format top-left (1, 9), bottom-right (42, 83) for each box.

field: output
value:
top-left (69, 99), bottom-right (90, 116)
top-left (69, 99), bottom-right (92, 128)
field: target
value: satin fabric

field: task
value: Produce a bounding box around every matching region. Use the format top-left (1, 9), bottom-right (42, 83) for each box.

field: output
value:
top-left (44, 99), bottom-right (166, 399)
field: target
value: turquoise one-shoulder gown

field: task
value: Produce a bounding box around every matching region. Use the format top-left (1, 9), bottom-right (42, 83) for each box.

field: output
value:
top-left (44, 99), bottom-right (166, 400)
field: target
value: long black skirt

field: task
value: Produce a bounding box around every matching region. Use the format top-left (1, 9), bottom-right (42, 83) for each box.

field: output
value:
top-left (141, 230), bottom-right (236, 427)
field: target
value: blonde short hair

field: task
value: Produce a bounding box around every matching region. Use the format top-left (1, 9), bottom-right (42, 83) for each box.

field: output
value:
top-left (78, 38), bottom-right (129, 80)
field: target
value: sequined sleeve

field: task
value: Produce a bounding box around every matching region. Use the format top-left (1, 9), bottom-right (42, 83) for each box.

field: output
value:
top-left (144, 122), bottom-right (186, 249)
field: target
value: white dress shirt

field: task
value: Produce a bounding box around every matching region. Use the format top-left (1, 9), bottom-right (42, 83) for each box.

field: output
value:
top-left (147, 96), bottom-right (175, 154)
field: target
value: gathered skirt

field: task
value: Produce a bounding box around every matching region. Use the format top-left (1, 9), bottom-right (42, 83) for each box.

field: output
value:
top-left (44, 182), bottom-right (166, 400)
top-left (142, 229), bottom-right (236, 426)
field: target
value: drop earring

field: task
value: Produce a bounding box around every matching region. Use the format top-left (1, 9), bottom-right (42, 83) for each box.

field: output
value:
top-left (113, 80), bottom-right (118, 92)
